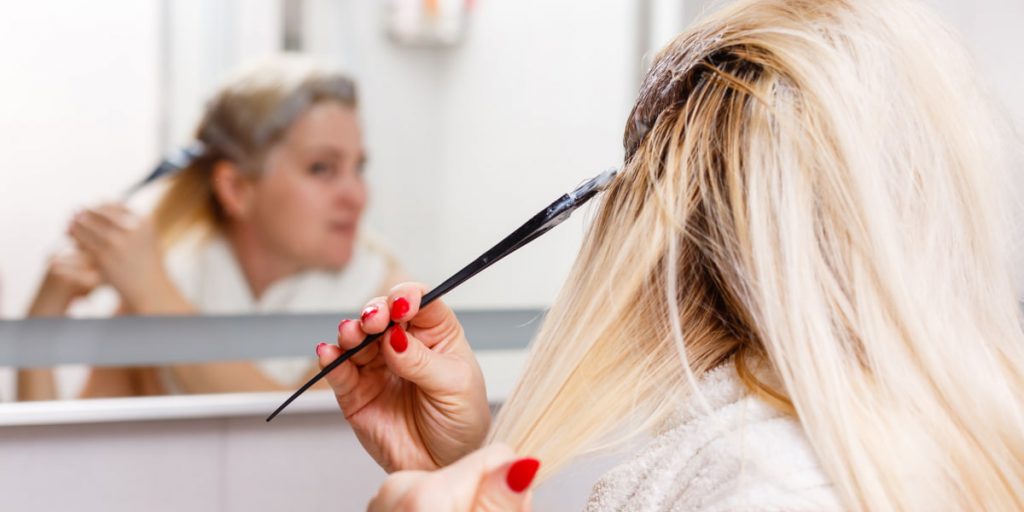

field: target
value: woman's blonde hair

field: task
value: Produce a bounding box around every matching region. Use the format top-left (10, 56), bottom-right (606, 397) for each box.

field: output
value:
top-left (490, 0), bottom-right (1024, 509)
top-left (152, 54), bottom-right (358, 246)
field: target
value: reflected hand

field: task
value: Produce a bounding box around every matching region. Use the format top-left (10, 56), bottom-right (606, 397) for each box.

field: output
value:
top-left (317, 282), bottom-right (491, 473)
top-left (28, 248), bottom-right (102, 315)
top-left (369, 444), bottom-right (538, 512)
top-left (44, 248), bottom-right (102, 299)
top-left (67, 203), bottom-right (172, 313)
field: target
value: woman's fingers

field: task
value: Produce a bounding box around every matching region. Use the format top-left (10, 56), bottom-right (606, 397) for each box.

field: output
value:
top-left (315, 343), bottom-right (360, 404)
top-left (381, 326), bottom-right (466, 395)
top-left (337, 318), bottom-right (379, 366)
top-left (69, 206), bottom-right (129, 254)
top-left (368, 445), bottom-right (538, 512)
top-left (78, 207), bottom-right (127, 234)
top-left (388, 283), bottom-right (465, 351)
top-left (474, 455), bottom-right (540, 512)
top-left (68, 216), bottom-right (112, 255)
top-left (359, 296), bottom-right (390, 334)
top-left (91, 203), bottom-right (134, 230)
top-left (386, 282), bottom-right (426, 323)
top-left (367, 470), bottom-right (431, 512)
top-left (67, 203), bottom-right (151, 260)
top-left (438, 444), bottom-right (538, 512)
top-left (50, 249), bottom-right (97, 273)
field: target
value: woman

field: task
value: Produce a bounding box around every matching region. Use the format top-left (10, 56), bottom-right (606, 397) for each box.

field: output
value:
top-left (317, 0), bottom-right (1024, 509)
top-left (26, 55), bottom-right (403, 398)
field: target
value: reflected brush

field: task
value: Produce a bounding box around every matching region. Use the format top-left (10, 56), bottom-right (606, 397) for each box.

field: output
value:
top-left (122, 142), bottom-right (206, 198)
top-left (266, 168), bottom-right (619, 422)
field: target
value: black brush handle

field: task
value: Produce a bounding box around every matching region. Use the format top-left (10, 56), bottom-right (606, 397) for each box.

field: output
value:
top-left (265, 194), bottom-right (572, 422)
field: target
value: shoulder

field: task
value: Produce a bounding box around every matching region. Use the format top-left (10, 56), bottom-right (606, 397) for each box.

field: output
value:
top-left (586, 366), bottom-right (842, 512)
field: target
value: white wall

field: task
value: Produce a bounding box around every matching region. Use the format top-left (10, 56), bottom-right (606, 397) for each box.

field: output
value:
top-left (302, 0), bottom-right (639, 308)
top-left (431, 0), bottom-right (637, 308)
top-left (922, 0), bottom-right (1024, 138)
top-left (0, 1), bottom-right (160, 317)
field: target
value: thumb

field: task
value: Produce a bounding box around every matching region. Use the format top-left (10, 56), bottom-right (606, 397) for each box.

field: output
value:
top-left (474, 455), bottom-right (540, 512)
top-left (436, 444), bottom-right (538, 512)
top-left (383, 325), bottom-right (466, 394)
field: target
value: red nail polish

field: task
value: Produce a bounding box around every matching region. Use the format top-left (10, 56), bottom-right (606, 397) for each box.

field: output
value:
top-left (506, 458), bottom-right (540, 493)
top-left (316, 342), bottom-right (327, 356)
top-left (389, 326), bottom-right (408, 353)
top-left (360, 306), bottom-right (378, 323)
top-left (337, 319), bottom-right (349, 335)
top-left (390, 297), bottom-right (410, 321)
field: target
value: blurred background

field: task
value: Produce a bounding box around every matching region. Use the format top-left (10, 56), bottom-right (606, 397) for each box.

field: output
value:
top-left (0, 0), bottom-right (1021, 320)
top-left (0, 0), bottom-right (1021, 509)
top-left (0, 0), bottom-right (1022, 317)
top-left (0, 0), bottom-right (639, 320)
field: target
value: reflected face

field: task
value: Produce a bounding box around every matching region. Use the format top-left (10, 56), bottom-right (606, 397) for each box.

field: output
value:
top-left (246, 102), bottom-right (368, 270)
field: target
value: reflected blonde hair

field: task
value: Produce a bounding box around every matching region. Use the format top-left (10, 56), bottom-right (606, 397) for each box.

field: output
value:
top-left (152, 54), bottom-right (358, 247)
top-left (490, 0), bottom-right (1024, 509)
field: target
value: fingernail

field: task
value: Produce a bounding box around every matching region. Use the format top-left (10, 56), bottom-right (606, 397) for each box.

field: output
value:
top-left (390, 297), bottom-right (410, 321)
top-left (315, 342), bottom-right (327, 356)
top-left (506, 458), bottom-right (540, 493)
top-left (337, 319), bottom-right (349, 335)
top-left (360, 306), bottom-right (378, 323)
top-left (389, 326), bottom-right (407, 353)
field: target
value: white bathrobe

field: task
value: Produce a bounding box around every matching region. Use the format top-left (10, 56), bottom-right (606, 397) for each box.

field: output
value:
top-left (53, 229), bottom-right (392, 397)
top-left (161, 229), bottom-right (393, 387)
top-left (585, 365), bottom-right (842, 511)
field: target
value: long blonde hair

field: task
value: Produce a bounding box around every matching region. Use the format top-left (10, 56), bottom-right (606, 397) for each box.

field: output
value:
top-left (152, 55), bottom-right (358, 247)
top-left (490, 0), bottom-right (1024, 509)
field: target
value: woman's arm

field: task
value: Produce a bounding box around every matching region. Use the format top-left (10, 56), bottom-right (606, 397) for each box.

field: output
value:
top-left (18, 249), bottom-right (103, 401)
top-left (164, 362), bottom-right (331, 394)
top-left (75, 282), bottom-right (194, 398)
top-left (27, 249), bottom-right (102, 317)
top-left (79, 366), bottom-right (167, 398)
top-left (16, 369), bottom-right (57, 401)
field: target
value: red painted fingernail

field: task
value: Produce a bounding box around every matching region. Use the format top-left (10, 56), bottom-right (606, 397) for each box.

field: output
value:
top-left (390, 297), bottom-right (410, 321)
top-left (316, 342), bottom-right (327, 356)
top-left (360, 306), bottom-right (378, 323)
top-left (337, 319), bottom-right (350, 335)
top-left (389, 326), bottom-right (407, 353)
top-left (506, 458), bottom-right (540, 493)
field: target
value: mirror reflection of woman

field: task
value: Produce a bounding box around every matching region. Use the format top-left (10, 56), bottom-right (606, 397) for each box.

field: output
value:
top-left (25, 55), bottom-right (404, 398)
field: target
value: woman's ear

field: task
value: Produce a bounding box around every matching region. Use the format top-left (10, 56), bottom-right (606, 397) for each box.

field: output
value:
top-left (211, 160), bottom-right (254, 220)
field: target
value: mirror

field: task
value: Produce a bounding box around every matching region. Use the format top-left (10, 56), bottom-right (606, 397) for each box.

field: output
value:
top-left (0, 0), bottom-right (1020, 403)
top-left (0, 0), bottom-right (641, 401)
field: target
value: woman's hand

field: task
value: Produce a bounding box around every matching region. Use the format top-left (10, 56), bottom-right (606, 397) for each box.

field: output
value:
top-left (67, 203), bottom-right (186, 314)
top-left (28, 249), bottom-right (102, 315)
top-left (317, 282), bottom-right (491, 473)
top-left (369, 444), bottom-right (539, 512)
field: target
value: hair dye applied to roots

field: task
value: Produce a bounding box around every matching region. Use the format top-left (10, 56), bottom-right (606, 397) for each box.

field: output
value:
top-left (489, 0), bottom-right (1024, 509)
